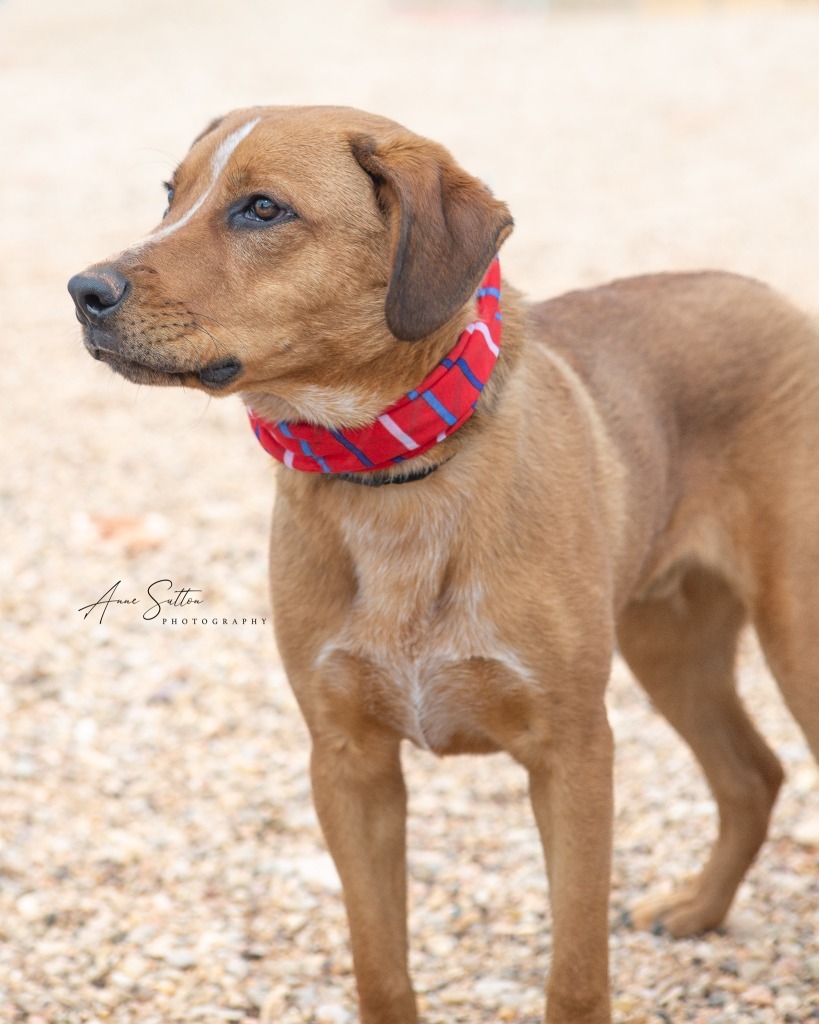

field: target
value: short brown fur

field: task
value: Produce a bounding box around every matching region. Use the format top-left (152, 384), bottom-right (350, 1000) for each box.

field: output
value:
top-left (70, 106), bottom-right (819, 1024)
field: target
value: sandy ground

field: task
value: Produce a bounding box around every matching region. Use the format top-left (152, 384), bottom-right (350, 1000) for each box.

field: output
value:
top-left (2, 0), bottom-right (819, 1021)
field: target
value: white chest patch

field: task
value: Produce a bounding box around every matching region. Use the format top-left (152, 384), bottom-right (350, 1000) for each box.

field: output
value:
top-left (316, 495), bottom-right (533, 751)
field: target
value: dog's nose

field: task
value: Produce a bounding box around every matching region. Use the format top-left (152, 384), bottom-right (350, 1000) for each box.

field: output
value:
top-left (68, 268), bottom-right (130, 323)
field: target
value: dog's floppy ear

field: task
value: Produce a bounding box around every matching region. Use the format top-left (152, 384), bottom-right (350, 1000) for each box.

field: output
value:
top-left (192, 115), bottom-right (226, 145)
top-left (351, 132), bottom-right (513, 342)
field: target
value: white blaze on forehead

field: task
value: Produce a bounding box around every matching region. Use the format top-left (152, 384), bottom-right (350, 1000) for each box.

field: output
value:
top-left (137, 116), bottom-right (262, 247)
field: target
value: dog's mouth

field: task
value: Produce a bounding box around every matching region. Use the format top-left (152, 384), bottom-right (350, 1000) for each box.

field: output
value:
top-left (87, 341), bottom-right (243, 391)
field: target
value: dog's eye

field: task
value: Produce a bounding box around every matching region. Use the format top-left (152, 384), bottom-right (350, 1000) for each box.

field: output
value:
top-left (244, 196), bottom-right (286, 223)
top-left (229, 194), bottom-right (294, 229)
top-left (163, 182), bottom-right (175, 219)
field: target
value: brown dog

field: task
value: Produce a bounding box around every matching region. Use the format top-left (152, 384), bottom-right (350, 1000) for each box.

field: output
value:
top-left (69, 106), bottom-right (819, 1024)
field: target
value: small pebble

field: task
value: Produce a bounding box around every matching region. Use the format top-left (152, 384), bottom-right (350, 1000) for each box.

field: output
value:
top-left (739, 959), bottom-right (770, 983)
top-left (802, 955), bottom-right (819, 982)
top-left (162, 949), bottom-right (198, 970)
top-left (793, 814), bottom-right (819, 847)
top-left (743, 985), bottom-right (775, 1008)
top-left (315, 1004), bottom-right (351, 1024)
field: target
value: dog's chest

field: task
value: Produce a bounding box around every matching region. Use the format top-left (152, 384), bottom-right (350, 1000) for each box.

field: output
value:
top-left (318, 499), bottom-right (531, 753)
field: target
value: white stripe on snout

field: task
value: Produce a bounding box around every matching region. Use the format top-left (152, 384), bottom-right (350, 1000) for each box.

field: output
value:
top-left (134, 117), bottom-right (261, 249)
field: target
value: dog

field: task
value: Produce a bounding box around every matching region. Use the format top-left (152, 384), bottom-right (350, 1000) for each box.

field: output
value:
top-left (68, 106), bottom-right (819, 1024)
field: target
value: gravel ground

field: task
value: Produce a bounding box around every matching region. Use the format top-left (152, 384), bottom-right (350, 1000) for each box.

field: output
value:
top-left (2, 0), bottom-right (819, 1021)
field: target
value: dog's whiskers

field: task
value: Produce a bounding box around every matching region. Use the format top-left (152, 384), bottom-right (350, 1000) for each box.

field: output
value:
top-left (190, 320), bottom-right (230, 361)
top-left (186, 307), bottom-right (241, 341)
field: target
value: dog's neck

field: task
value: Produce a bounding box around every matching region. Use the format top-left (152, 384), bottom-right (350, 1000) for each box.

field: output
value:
top-left (246, 259), bottom-right (503, 482)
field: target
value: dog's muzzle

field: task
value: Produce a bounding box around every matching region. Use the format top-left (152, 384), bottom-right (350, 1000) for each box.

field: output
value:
top-left (68, 266), bottom-right (244, 389)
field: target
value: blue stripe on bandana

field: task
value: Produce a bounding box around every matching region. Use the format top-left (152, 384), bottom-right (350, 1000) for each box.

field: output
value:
top-left (329, 430), bottom-right (376, 468)
top-left (297, 438), bottom-right (331, 473)
top-left (455, 357), bottom-right (483, 392)
top-left (421, 391), bottom-right (457, 427)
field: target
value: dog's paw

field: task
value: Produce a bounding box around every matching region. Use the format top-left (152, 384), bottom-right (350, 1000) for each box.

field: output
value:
top-left (629, 884), bottom-right (727, 938)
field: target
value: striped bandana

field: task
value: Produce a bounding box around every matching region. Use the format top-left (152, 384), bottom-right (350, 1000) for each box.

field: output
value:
top-left (247, 258), bottom-right (502, 475)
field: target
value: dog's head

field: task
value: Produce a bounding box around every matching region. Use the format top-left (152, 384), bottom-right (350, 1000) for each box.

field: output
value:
top-left (68, 106), bottom-right (513, 427)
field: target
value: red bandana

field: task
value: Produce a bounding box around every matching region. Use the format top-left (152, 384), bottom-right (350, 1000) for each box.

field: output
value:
top-left (247, 258), bottom-right (502, 475)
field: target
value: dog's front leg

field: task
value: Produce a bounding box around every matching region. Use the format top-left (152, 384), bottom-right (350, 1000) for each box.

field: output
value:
top-left (310, 714), bottom-right (417, 1024)
top-left (513, 699), bottom-right (614, 1024)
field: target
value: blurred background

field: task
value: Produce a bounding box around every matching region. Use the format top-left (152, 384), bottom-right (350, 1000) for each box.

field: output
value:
top-left (1, 1), bottom-right (819, 1021)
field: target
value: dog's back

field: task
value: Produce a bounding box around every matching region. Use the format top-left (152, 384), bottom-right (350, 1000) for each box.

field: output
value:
top-left (529, 270), bottom-right (819, 597)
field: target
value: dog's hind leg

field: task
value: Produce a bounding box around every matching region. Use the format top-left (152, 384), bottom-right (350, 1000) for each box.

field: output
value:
top-left (753, 531), bottom-right (819, 768)
top-left (617, 566), bottom-right (784, 937)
